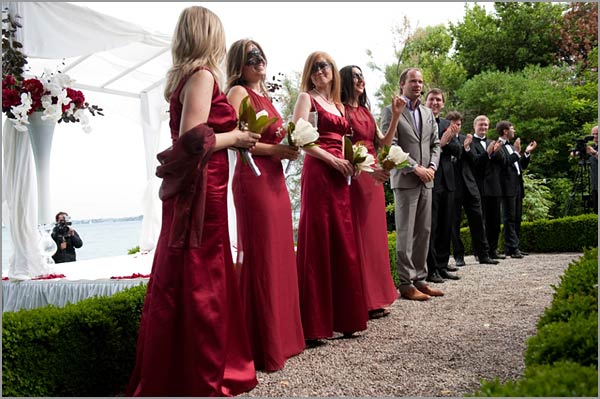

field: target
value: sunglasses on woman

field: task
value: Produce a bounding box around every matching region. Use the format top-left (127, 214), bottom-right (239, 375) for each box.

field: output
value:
top-left (352, 72), bottom-right (364, 81)
top-left (311, 61), bottom-right (331, 74)
top-left (245, 48), bottom-right (265, 66)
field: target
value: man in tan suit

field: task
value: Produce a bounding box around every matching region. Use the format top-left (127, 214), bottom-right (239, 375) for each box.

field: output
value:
top-left (381, 68), bottom-right (443, 301)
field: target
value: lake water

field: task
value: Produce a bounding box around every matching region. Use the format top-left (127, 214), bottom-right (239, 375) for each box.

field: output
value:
top-left (2, 220), bottom-right (143, 272)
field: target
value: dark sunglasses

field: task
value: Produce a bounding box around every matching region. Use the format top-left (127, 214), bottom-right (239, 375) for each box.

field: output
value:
top-left (352, 72), bottom-right (364, 81)
top-left (311, 61), bottom-right (331, 74)
top-left (245, 48), bottom-right (265, 66)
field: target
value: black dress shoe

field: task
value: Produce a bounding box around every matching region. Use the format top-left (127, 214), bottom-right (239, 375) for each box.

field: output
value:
top-left (507, 249), bottom-right (524, 259)
top-left (426, 271), bottom-right (445, 284)
top-left (478, 255), bottom-right (500, 265)
top-left (454, 257), bottom-right (466, 267)
top-left (439, 269), bottom-right (460, 280)
top-left (489, 251), bottom-right (506, 260)
top-left (446, 265), bottom-right (459, 272)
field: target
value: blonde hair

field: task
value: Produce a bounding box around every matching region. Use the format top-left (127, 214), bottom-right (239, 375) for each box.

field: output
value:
top-left (299, 51), bottom-right (342, 107)
top-left (164, 6), bottom-right (226, 101)
top-left (225, 39), bottom-right (269, 95)
top-left (473, 115), bottom-right (490, 128)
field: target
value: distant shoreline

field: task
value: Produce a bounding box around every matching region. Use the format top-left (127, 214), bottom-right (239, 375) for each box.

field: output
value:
top-left (2, 215), bottom-right (143, 228)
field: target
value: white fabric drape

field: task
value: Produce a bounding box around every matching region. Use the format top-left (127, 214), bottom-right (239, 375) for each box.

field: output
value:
top-left (138, 89), bottom-right (167, 252)
top-left (1, 2), bottom-right (172, 275)
top-left (14, 2), bottom-right (169, 59)
top-left (2, 120), bottom-right (47, 280)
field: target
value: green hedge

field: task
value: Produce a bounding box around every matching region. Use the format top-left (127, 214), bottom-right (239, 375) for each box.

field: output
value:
top-left (456, 213), bottom-right (597, 255)
top-left (473, 361), bottom-right (598, 397)
top-left (2, 284), bottom-right (147, 397)
top-left (387, 214), bottom-right (597, 287)
top-left (473, 248), bottom-right (598, 397)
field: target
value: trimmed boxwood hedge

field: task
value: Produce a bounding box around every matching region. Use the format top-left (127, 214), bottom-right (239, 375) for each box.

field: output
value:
top-left (2, 283), bottom-right (147, 397)
top-left (387, 214), bottom-right (597, 287)
top-left (473, 247), bottom-right (598, 397)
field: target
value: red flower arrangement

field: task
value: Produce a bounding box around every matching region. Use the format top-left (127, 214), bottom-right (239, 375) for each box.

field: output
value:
top-left (1, 9), bottom-right (103, 132)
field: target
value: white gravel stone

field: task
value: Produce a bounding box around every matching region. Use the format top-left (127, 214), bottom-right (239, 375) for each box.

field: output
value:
top-left (242, 252), bottom-right (581, 397)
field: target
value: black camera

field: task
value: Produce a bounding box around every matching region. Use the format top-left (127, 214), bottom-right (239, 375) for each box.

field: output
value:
top-left (55, 216), bottom-right (72, 238)
top-left (571, 135), bottom-right (594, 160)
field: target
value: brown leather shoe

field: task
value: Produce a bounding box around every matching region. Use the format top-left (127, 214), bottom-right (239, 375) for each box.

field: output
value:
top-left (399, 285), bottom-right (430, 301)
top-left (414, 282), bottom-right (444, 297)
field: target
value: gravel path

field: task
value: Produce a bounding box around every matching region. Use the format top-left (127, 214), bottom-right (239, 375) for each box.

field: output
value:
top-left (244, 252), bottom-right (581, 397)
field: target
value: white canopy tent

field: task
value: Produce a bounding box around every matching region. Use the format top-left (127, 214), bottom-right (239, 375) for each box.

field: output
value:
top-left (2, 1), bottom-right (172, 279)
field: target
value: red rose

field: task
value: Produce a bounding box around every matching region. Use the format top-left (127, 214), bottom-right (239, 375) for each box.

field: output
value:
top-left (2, 74), bottom-right (17, 88)
top-left (66, 88), bottom-right (85, 108)
top-left (21, 78), bottom-right (45, 111)
top-left (2, 88), bottom-right (21, 111)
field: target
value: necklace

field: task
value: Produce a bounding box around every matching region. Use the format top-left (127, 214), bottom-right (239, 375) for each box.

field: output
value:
top-left (312, 88), bottom-right (333, 105)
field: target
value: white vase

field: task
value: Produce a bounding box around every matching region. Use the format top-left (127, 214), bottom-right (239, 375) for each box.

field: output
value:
top-left (27, 111), bottom-right (56, 225)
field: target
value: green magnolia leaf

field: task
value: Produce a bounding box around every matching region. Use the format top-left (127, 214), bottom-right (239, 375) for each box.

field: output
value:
top-left (354, 155), bottom-right (366, 164)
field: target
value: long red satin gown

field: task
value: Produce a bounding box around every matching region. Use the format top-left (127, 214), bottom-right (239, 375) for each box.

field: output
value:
top-left (345, 105), bottom-right (398, 311)
top-left (232, 87), bottom-right (305, 371)
top-left (296, 98), bottom-right (369, 339)
top-left (127, 68), bottom-right (258, 397)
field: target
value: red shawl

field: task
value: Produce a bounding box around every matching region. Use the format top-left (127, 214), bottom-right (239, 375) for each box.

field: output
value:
top-left (155, 124), bottom-right (216, 248)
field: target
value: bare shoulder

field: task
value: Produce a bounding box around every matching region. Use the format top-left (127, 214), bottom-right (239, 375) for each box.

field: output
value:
top-left (227, 84), bottom-right (249, 98)
top-left (186, 68), bottom-right (214, 88)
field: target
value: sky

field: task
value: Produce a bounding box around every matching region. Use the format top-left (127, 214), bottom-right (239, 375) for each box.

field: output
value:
top-left (4, 2), bottom-right (485, 220)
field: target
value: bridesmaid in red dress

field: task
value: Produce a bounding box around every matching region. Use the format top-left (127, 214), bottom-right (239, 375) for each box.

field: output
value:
top-left (293, 51), bottom-right (369, 343)
top-left (127, 7), bottom-right (260, 397)
top-left (339, 65), bottom-right (406, 319)
top-left (225, 39), bottom-right (305, 371)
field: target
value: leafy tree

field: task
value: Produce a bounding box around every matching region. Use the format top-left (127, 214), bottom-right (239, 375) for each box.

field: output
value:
top-left (455, 65), bottom-right (598, 180)
top-left (556, 2), bottom-right (598, 69)
top-left (449, 2), bottom-right (565, 78)
top-left (368, 21), bottom-right (466, 110)
top-left (522, 173), bottom-right (553, 221)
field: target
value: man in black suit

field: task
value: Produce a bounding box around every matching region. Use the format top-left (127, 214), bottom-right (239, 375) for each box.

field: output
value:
top-left (469, 115), bottom-right (506, 260)
top-left (496, 121), bottom-right (537, 258)
top-left (424, 89), bottom-right (461, 283)
top-left (447, 111), bottom-right (499, 266)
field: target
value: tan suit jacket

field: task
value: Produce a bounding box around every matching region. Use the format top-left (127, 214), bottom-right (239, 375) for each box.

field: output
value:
top-left (381, 103), bottom-right (441, 189)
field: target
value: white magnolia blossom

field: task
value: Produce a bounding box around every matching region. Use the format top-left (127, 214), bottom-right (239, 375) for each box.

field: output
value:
top-left (386, 145), bottom-right (410, 165)
top-left (74, 109), bottom-right (92, 133)
top-left (255, 110), bottom-right (268, 119)
top-left (42, 69), bottom-right (74, 97)
top-left (41, 103), bottom-right (63, 123)
top-left (353, 144), bottom-right (375, 173)
top-left (11, 93), bottom-right (33, 132)
top-left (292, 118), bottom-right (319, 147)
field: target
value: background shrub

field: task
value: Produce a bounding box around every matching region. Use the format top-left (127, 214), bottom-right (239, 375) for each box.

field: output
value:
top-left (474, 361), bottom-right (598, 397)
top-left (2, 283), bottom-right (147, 396)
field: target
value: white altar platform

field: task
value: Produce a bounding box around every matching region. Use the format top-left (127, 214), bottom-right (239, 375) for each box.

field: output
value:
top-left (2, 251), bottom-right (154, 313)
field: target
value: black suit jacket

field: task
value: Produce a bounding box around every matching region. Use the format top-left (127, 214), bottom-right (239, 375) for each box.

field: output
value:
top-left (469, 136), bottom-right (502, 197)
top-left (498, 142), bottom-right (522, 197)
top-left (454, 133), bottom-right (480, 198)
top-left (433, 118), bottom-right (461, 192)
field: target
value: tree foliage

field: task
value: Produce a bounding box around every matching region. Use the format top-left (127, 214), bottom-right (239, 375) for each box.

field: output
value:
top-left (556, 2), bottom-right (599, 69)
top-left (449, 2), bottom-right (565, 78)
top-left (455, 65), bottom-right (598, 179)
top-left (369, 21), bottom-right (466, 110)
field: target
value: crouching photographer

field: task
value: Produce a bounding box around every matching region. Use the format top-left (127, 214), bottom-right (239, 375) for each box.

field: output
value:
top-left (51, 211), bottom-right (83, 263)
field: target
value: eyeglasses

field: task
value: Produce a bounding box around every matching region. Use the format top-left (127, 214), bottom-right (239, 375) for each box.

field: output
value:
top-left (311, 61), bottom-right (332, 74)
top-left (245, 48), bottom-right (265, 66)
top-left (352, 72), bottom-right (364, 81)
